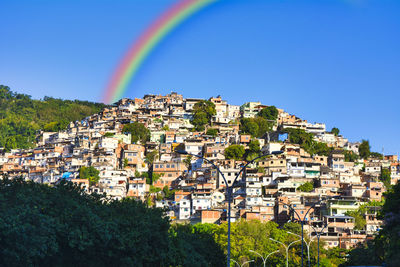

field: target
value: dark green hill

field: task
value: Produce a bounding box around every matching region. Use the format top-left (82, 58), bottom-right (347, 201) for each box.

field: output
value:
top-left (0, 85), bottom-right (106, 151)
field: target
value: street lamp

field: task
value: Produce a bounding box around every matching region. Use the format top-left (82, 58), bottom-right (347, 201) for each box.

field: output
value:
top-left (287, 231), bottom-right (312, 267)
top-left (310, 222), bottom-right (332, 267)
top-left (269, 238), bottom-right (301, 267)
top-left (230, 259), bottom-right (254, 267)
top-left (249, 249), bottom-right (279, 267)
top-left (176, 149), bottom-right (283, 267)
top-left (276, 199), bottom-right (322, 267)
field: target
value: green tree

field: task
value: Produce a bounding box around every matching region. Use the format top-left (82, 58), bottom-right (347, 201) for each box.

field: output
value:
top-left (284, 128), bottom-right (332, 156)
top-left (123, 158), bottom-right (129, 168)
top-left (359, 139), bottom-right (371, 159)
top-left (190, 100), bottom-right (216, 131)
top-left (0, 178), bottom-right (172, 266)
top-left (330, 127), bottom-right (340, 136)
top-left (122, 122), bottom-right (150, 144)
top-left (0, 85), bottom-right (105, 151)
top-left (104, 132), bottom-right (115, 137)
top-left (183, 155), bottom-right (193, 171)
top-left (145, 150), bottom-right (158, 165)
top-left (297, 182), bottom-right (314, 192)
top-left (240, 118), bottom-right (259, 137)
top-left (79, 166), bottom-right (100, 186)
top-left (225, 144), bottom-right (245, 160)
top-left (380, 168), bottom-right (391, 189)
top-left (344, 150), bottom-right (359, 162)
top-left (206, 128), bottom-right (218, 137)
top-left (258, 106), bottom-right (278, 121)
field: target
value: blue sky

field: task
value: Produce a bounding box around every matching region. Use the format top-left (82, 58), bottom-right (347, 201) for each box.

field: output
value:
top-left (1, 0), bottom-right (399, 154)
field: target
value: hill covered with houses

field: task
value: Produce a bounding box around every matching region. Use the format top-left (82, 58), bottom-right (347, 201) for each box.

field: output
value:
top-left (1, 90), bottom-right (399, 265)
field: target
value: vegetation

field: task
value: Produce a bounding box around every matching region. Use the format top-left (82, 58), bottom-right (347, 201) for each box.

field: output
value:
top-left (79, 166), bottom-right (100, 186)
top-left (344, 150), bottom-right (359, 162)
top-left (245, 139), bottom-right (261, 161)
top-left (122, 122), bottom-right (150, 144)
top-left (345, 196), bottom-right (400, 265)
top-left (190, 100), bottom-right (216, 131)
top-left (330, 127), bottom-right (340, 136)
top-left (0, 85), bottom-right (105, 151)
top-left (183, 155), bottom-right (193, 171)
top-left (224, 144), bottom-right (245, 160)
top-left (194, 220), bottom-right (344, 266)
top-left (380, 168), bottom-right (391, 189)
top-left (104, 132), bottom-right (115, 137)
top-left (258, 106), bottom-right (278, 121)
top-left (297, 182), bottom-right (314, 192)
top-left (284, 128), bottom-right (333, 156)
top-left (0, 178), bottom-right (224, 266)
top-left (205, 128), bottom-right (218, 137)
top-left (358, 139), bottom-right (370, 159)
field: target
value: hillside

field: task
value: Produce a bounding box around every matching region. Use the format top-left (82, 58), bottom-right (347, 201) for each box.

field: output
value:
top-left (0, 85), bottom-right (106, 151)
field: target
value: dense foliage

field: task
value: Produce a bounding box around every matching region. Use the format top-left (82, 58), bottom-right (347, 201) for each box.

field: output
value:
top-left (330, 127), bottom-right (340, 136)
top-left (190, 100), bottom-right (216, 131)
top-left (0, 178), bottom-right (224, 267)
top-left (343, 150), bottom-right (358, 162)
top-left (206, 128), bottom-right (218, 137)
top-left (346, 183), bottom-right (400, 266)
top-left (284, 128), bottom-right (333, 156)
top-left (224, 144), bottom-right (245, 160)
top-left (297, 181), bottom-right (314, 192)
top-left (195, 220), bottom-right (344, 267)
top-left (122, 122), bottom-right (150, 144)
top-left (79, 166), bottom-right (100, 186)
top-left (0, 85), bottom-right (105, 151)
top-left (358, 139), bottom-right (370, 159)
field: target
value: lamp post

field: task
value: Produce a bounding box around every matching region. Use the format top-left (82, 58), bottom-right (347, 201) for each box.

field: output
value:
top-left (310, 222), bottom-right (331, 267)
top-left (230, 259), bottom-right (254, 267)
top-left (176, 149), bottom-right (283, 267)
top-left (269, 238), bottom-right (301, 267)
top-left (287, 231), bottom-right (312, 267)
top-left (276, 199), bottom-right (322, 267)
top-left (249, 249), bottom-right (279, 267)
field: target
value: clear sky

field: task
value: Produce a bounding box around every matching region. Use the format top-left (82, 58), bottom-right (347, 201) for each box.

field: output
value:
top-left (1, 0), bottom-right (399, 154)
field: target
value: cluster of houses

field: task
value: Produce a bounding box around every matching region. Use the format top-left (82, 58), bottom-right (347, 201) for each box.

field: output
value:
top-left (1, 92), bottom-right (399, 250)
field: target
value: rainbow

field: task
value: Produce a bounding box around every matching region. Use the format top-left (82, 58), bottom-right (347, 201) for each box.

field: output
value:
top-left (102, 0), bottom-right (216, 104)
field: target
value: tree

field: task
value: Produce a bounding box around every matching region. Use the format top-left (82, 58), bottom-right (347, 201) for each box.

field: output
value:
top-left (344, 150), bottom-right (359, 162)
top-left (284, 128), bottom-right (332, 156)
top-left (245, 139), bottom-right (261, 161)
top-left (0, 85), bottom-right (105, 151)
top-left (0, 178), bottom-right (226, 266)
top-left (258, 106), bottom-right (278, 121)
top-left (183, 155), bottom-right (193, 171)
top-left (145, 150), bottom-right (158, 165)
top-left (104, 132), bottom-right (115, 137)
top-left (206, 128), bottom-right (218, 137)
top-left (380, 168), bottom-right (391, 189)
top-left (359, 139), bottom-right (371, 159)
top-left (79, 166), bottom-right (100, 186)
top-left (190, 100), bottom-right (216, 131)
top-left (224, 144), bottom-right (245, 160)
top-left (123, 158), bottom-right (129, 168)
top-left (330, 127), bottom-right (340, 136)
top-left (122, 122), bottom-right (150, 144)
top-left (240, 118), bottom-right (259, 137)
top-left (297, 182), bottom-right (314, 192)
top-left (248, 139), bottom-right (260, 153)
